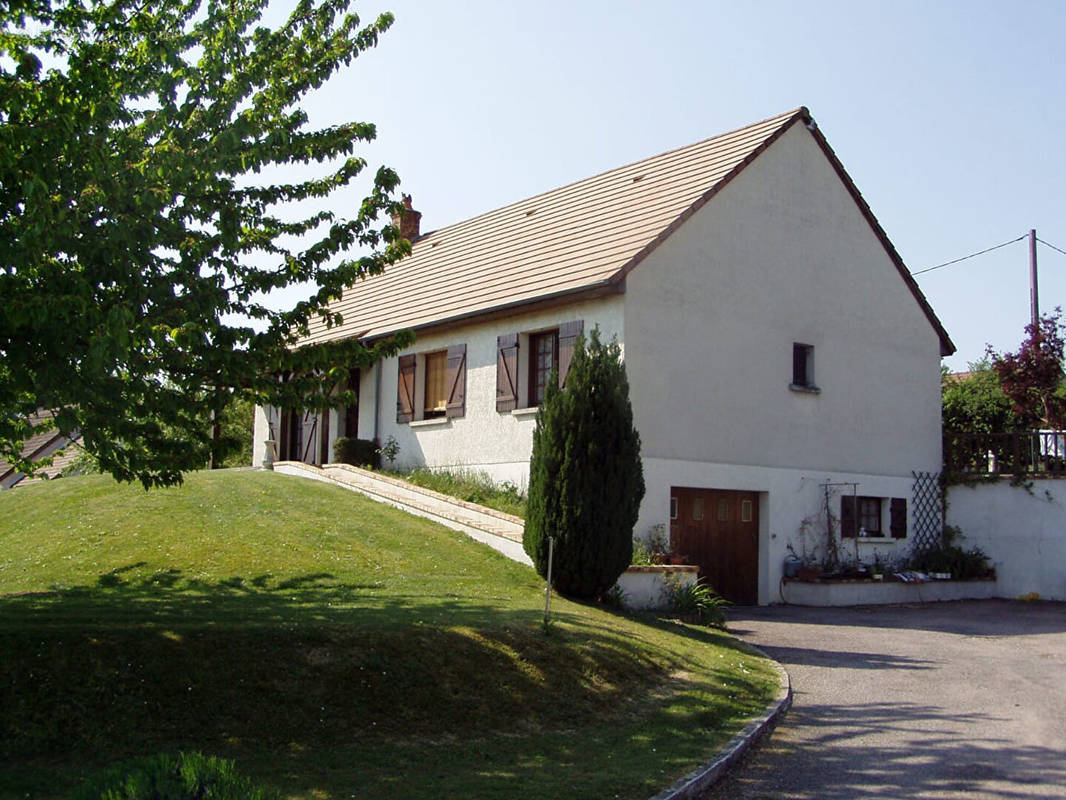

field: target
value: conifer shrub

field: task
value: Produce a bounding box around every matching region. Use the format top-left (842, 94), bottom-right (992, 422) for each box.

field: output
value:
top-left (524, 328), bottom-right (645, 599)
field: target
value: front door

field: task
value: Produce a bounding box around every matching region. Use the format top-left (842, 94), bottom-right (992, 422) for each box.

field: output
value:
top-left (670, 487), bottom-right (759, 605)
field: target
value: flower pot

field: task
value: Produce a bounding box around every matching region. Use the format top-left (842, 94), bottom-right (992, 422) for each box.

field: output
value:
top-left (796, 566), bottom-right (822, 581)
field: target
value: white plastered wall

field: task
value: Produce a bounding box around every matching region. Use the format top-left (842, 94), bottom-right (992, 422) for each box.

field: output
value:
top-left (367, 296), bottom-right (625, 488)
top-left (624, 122), bottom-right (945, 604)
top-left (947, 480), bottom-right (1066, 601)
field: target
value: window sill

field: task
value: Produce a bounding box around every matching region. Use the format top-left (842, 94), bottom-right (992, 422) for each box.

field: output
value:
top-left (511, 407), bottom-right (540, 418)
top-left (844, 536), bottom-right (899, 544)
top-left (789, 383), bottom-right (821, 394)
top-left (410, 417), bottom-right (451, 429)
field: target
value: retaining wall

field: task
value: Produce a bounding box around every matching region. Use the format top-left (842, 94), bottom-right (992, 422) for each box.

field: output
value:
top-left (946, 479), bottom-right (1066, 601)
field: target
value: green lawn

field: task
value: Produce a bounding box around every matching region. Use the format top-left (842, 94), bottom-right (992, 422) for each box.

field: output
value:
top-left (0, 470), bottom-right (776, 799)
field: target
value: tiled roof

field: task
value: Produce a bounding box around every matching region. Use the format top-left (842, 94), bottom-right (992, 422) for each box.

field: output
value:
top-left (0, 411), bottom-right (81, 487)
top-left (302, 107), bottom-right (954, 356)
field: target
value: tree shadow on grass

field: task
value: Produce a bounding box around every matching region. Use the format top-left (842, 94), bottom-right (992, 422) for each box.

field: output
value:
top-left (0, 570), bottom-right (775, 800)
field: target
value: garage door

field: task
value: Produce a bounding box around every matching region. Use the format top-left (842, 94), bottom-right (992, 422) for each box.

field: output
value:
top-left (669, 487), bottom-right (759, 605)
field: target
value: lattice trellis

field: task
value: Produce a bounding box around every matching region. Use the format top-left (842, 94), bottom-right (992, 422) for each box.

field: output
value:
top-left (911, 470), bottom-right (943, 553)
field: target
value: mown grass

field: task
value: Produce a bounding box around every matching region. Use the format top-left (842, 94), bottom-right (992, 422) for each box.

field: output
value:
top-left (384, 466), bottom-right (527, 518)
top-left (0, 470), bottom-right (776, 799)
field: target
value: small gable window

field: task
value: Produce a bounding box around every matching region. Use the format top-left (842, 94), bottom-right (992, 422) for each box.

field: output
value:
top-left (790, 342), bottom-right (819, 393)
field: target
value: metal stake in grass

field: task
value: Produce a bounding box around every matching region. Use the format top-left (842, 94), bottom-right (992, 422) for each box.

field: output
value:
top-left (544, 536), bottom-right (554, 628)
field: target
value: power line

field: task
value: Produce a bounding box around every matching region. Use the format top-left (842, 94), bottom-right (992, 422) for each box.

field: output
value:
top-left (1037, 237), bottom-right (1066, 259)
top-left (911, 235), bottom-right (1026, 276)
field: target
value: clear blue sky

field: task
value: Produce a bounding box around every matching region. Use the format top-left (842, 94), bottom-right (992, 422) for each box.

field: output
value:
top-left (275, 0), bottom-right (1066, 371)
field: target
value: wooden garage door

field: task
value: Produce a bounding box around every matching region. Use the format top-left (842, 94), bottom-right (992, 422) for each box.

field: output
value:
top-left (669, 487), bottom-right (759, 605)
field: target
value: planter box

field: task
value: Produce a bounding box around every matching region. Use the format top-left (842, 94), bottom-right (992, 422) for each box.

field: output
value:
top-left (781, 577), bottom-right (999, 607)
top-left (615, 565), bottom-right (699, 611)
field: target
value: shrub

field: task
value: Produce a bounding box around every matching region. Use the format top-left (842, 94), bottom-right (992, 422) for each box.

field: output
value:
top-left (631, 538), bottom-right (656, 566)
top-left (377, 434), bottom-right (400, 466)
top-left (907, 525), bottom-right (993, 579)
top-left (332, 437), bottom-right (380, 469)
top-left (524, 327), bottom-right (645, 599)
top-left (667, 577), bottom-right (729, 628)
top-left (74, 751), bottom-right (278, 800)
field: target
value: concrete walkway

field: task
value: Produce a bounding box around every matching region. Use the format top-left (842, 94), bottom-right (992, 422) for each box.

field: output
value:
top-left (271, 461), bottom-right (531, 566)
top-left (702, 601), bottom-right (1066, 800)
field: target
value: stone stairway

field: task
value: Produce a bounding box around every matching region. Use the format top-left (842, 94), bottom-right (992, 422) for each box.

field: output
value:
top-left (270, 461), bottom-right (531, 566)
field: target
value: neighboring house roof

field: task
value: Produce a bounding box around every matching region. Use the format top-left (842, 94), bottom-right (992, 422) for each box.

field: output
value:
top-left (304, 107), bottom-right (954, 356)
top-left (0, 411), bottom-right (82, 489)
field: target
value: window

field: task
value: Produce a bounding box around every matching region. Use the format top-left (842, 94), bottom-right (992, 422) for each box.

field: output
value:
top-left (670, 496), bottom-right (678, 520)
top-left (397, 344), bottom-right (466, 423)
top-left (841, 495), bottom-right (907, 538)
top-left (859, 497), bottom-right (882, 536)
top-left (423, 351), bottom-right (448, 419)
top-left (496, 320), bottom-right (583, 411)
top-left (791, 342), bottom-right (818, 392)
top-left (529, 331), bottom-right (558, 407)
top-left (692, 496), bottom-right (704, 521)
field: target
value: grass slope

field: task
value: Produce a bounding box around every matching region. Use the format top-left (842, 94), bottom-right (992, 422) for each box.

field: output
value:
top-left (0, 470), bottom-right (776, 799)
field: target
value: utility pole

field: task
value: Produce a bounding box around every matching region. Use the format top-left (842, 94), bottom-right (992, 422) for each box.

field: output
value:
top-left (1030, 228), bottom-right (1040, 328)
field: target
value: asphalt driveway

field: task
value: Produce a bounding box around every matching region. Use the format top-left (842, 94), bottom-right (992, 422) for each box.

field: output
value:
top-left (702, 600), bottom-right (1066, 800)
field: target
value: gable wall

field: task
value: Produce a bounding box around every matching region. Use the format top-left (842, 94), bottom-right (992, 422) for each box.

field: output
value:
top-left (624, 122), bottom-right (944, 477)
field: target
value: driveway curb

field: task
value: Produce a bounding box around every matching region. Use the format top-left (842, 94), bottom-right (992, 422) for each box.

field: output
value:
top-left (649, 646), bottom-right (792, 800)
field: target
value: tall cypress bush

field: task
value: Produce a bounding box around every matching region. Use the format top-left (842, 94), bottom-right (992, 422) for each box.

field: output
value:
top-left (524, 328), bottom-right (645, 599)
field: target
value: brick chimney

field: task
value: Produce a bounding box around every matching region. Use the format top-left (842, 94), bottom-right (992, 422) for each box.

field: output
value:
top-left (392, 194), bottom-right (422, 241)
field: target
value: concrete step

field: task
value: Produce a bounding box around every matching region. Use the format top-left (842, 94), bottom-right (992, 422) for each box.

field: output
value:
top-left (271, 461), bottom-right (531, 566)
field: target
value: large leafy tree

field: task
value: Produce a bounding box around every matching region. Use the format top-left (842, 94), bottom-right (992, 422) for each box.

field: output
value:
top-left (987, 309), bottom-right (1066, 430)
top-left (524, 328), bottom-right (645, 600)
top-left (0, 0), bottom-right (413, 487)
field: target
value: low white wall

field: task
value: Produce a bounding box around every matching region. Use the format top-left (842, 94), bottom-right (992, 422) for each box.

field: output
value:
top-left (616, 565), bottom-right (698, 611)
top-left (781, 578), bottom-right (999, 607)
top-left (947, 479), bottom-right (1066, 601)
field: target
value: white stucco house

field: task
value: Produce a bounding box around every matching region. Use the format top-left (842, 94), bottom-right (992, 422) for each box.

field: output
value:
top-left (253, 107), bottom-right (955, 605)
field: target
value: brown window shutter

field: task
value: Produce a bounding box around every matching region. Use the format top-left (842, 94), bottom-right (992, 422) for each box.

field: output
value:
top-left (840, 495), bottom-right (857, 538)
top-left (300, 410), bottom-right (318, 463)
top-left (557, 320), bottom-right (584, 388)
top-left (446, 343), bottom-right (467, 419)
top-left (265, 406), bottom-right (281, 461)
top-left (496, 334), bottom-right (518, 412)
top-left (397, 354), bottom-right (416, 423)
top-left (890, 498), bottom-right (907, 539)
